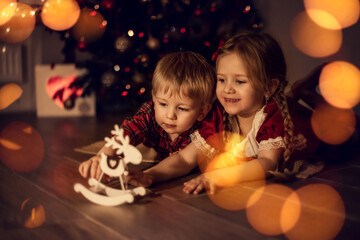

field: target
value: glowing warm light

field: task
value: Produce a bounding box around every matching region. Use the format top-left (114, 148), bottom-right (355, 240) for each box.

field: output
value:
top-left (196, 132), bottom-right (266, 203)
top-left (128, 30), bottom-right (134, 37)
top-left (246, 184), bottom-right (298, 236)
top-left (319, 61), bottom-right (360, 109)
top-left (0, 122), bottom-right (44, 172)
top-left (311, 102), bottom-right (356, 145)
top-left (0, 0), bottom-right (16, 25)
top-left (290, 11), bottom-right (342, 58)
top-left (41, 0), bottom-right (80, 31)
top-left (114, 65), bottom-right (120, 71)
top-left (0, 83), bottom-right (23, 110)
top-left (208, 180), bottom-right (265, 211)
top-left (146, 36), bottom-right (160, 50)
top-left (0, 3), bottom-right (35, 43)
top-left (281, 192), bottom-right (302, 233)
top-left (0, 138), bottom-right (21, 150)
top-left (21, 198), bottom-right (46, 229)
top-left (285, 184), bottom-right (345, 240)
top-left (304, 0), bottom-right (360, 29)
top-left (70, 8), bottom-right (106, 43)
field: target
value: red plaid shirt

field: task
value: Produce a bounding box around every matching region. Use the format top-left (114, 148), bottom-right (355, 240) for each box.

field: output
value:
top-left (120, 101), bottom-right (200, 160)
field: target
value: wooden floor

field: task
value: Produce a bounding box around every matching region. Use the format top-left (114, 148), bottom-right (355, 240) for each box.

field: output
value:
top-left (0, 112), bottom-right (359, 239)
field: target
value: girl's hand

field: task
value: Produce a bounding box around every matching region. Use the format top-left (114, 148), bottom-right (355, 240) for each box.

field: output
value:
top-left (183, 175), bottom-right (206, 194)
top-left (183, 174), bottom-right (218, 195)
top-left (126, 170), bottom-right (155, 187)
top-left (183, 171), bottom-right (225, 195)
top-left (78, 155), bottom-right (102, 179)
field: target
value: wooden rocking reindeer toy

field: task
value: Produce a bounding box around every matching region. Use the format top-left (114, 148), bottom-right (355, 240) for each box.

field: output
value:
top-left (74, 125), bottom-right (146, 206)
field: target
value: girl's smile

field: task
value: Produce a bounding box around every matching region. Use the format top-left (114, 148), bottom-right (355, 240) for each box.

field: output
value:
top-left (216, 53), bottom-right (265, 119)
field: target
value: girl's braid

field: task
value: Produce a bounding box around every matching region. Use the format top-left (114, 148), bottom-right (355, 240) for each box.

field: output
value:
top-left (222, 111), bottom-right (232, 142)
top-left (273, 81), bottom-right (295, 164)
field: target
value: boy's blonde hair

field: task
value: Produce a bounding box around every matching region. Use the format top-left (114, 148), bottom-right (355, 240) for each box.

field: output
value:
top-left (152, 51), bottom-right (216, 105)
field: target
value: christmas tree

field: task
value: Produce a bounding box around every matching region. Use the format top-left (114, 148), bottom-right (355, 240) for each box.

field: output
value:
top-left (60, 0), bottom-right (263, 112)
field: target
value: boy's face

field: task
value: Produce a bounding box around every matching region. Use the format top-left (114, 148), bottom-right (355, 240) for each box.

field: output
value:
top-left (152, 89), bottom-right (205, 141)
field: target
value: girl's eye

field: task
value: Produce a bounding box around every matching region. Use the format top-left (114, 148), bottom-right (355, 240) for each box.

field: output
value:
top-left (235, 80), bottom-right (246, 84)
top-left (217, 78), bottom-right (225, 83)
top-left (159, 102), bottom-right (167, 107)
top-left (178, 107), bottom-right (189, 111)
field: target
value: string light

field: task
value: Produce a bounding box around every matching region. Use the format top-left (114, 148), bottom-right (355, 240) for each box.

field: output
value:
top-left (128, 30), bottom-right (134, 37)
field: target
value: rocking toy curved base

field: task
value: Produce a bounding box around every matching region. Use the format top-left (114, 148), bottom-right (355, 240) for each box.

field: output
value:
top-left (74, 180), bottom-right (146, 207)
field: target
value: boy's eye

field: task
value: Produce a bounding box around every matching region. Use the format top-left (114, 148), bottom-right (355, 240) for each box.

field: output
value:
top-left (159, 102), bottom-right (167, 107)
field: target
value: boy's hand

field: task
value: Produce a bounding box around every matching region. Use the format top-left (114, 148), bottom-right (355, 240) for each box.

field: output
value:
top-left (126, 170), bottom-right (155, 187)
top-left (78, 155), bottom-right (102, 179)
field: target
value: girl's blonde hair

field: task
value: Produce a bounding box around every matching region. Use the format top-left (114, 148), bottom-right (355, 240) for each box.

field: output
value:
top-left (216, 33), bottom-right (295, 164)
top-left (152, 51), bottom-right (216, 105)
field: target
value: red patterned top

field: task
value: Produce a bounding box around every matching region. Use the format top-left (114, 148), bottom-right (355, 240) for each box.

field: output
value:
top-left (191, 99), bottom-right (319, 161)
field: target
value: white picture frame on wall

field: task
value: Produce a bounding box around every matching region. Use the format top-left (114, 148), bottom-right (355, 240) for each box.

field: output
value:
top-left (35, 64), bottom-right (96, 117)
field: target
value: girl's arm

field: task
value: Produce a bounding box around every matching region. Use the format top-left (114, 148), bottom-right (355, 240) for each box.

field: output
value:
top-left (127, 142), bottom-right (199, 187)
top-left (183, 148), bottom-right (284, 195)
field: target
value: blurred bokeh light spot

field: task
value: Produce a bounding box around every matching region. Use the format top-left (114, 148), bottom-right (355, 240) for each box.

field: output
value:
top-left (0, 138), bottom-right (21, 150)
top-left (0, 0), bottom-right (16, 26)
top-left (319, 61), bottom-right (360, 109)
top-left (304, 0), bottom-right (360, 29)
top-left (41, 0), bottom-right (80, 31)
top-left (0, 122), bottom-right (44, 172)
top-left (246, 184), bottom-right (298, 236)
top-left (290, 11), bottom-right (342, 58)
top-left (70, 8), bottom-right (106, 43)
top-left (21, 198), bottom-right (46, 229)
top-left (311, 102), bottom-right (356, 145)
top-left (285, 184), bottom-right (345, 240)
top-left (208, 179), bottom-right (265, 211)
top-left (0, 3), bottom-right (35, 43)
top-left (0, 83), bottom-right (23, 110)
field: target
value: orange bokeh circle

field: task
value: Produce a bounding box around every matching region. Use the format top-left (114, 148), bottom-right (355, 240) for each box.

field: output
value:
top-left (319, 61), bottom-right (360, 109)
top-left (0, 83), bottom-right (23, 110)
top-left (0, 121), bottom-right (44, 172)
top-left (41, 0), bottom-right (80, 31)
top-left (304, 0), bottom-right (360, 29)
top-left (311, 102), bottom-right (356, 145)
top-left (290, 11), bottom-right (342, 58)
top-left (70, 8), bottom-right (107, 43)
top-left (0, 3), bottom-right (35, 43)
top-left (0, 0), bottom-right (17, 25)
top-left (246, 184), bottom-right (299, 236)
top-left (285, 184), bottom-right (345, 240)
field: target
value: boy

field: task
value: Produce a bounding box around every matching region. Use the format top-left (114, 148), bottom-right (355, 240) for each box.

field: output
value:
top-left (79, 51), bottom-right (216, 186)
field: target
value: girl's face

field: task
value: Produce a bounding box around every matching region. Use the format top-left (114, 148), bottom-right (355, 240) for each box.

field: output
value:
top-left (216, 52), bottom-right (265, 118)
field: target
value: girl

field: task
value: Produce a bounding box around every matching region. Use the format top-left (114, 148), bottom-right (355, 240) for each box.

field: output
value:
top-left (180, 32), bottom-right (323, 194)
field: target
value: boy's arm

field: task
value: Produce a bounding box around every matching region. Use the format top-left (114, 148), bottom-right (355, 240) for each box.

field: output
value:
top-left (78, 144), bottom-right (117, 179)
top-left (79, 102), bottom-right (152, 179)
top-left (127, 142), bottom-right (199, 186)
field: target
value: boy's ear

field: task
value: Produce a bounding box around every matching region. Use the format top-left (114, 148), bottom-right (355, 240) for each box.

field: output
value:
top-left (197, 103), bottom-right (212, 121)
top-left (268, 78), bottom-right (280, 97)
